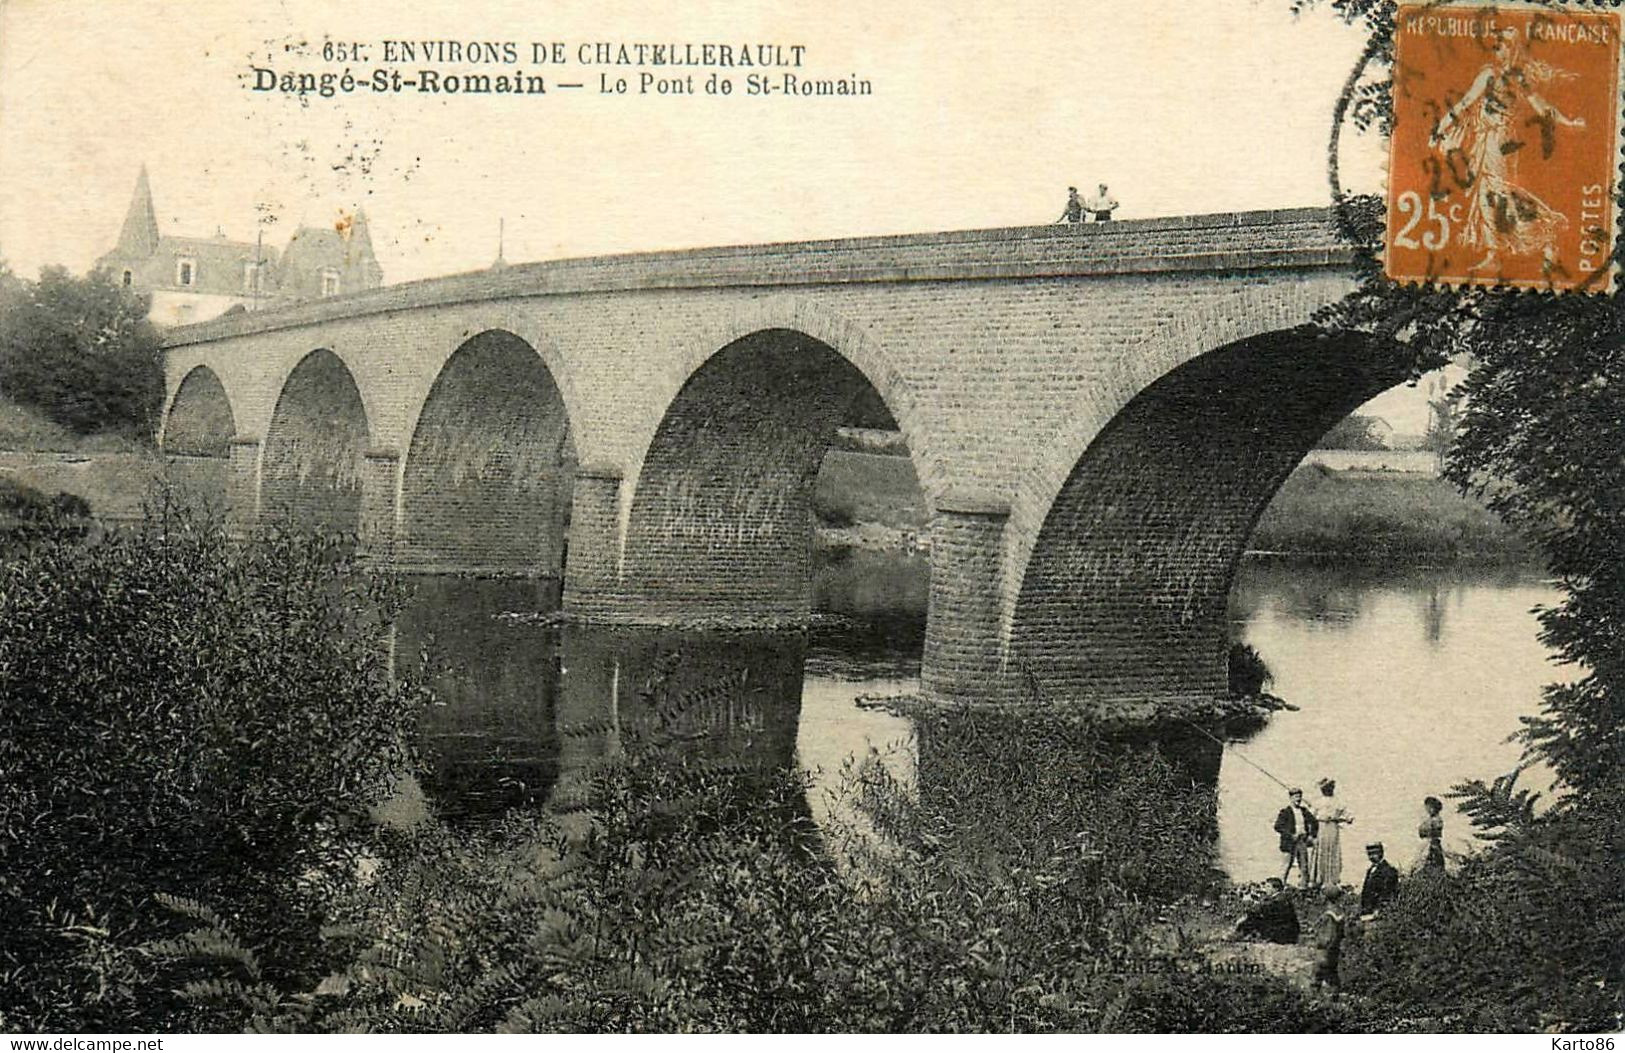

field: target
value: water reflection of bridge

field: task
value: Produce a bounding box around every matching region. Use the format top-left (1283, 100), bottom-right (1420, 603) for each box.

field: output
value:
top-left (396, 577), bottom-right (805, 819)
top-left (395, 577), bottom-right (1221, 824)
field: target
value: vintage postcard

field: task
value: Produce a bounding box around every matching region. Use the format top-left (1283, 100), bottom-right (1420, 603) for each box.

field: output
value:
top-left (0, 0), bottom-right (1619, 1039)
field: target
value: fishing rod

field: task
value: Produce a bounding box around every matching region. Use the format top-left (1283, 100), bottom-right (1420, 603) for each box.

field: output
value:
top-left (1177, 717), bottom-right (1295, 792)
top-left (1018, 658), bottom-right (1300, 794)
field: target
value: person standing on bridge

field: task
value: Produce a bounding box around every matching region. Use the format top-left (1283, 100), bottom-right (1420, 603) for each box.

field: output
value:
top-left (1057, 186), bottom-right (1084, 225)
top-left (1084, 183), bottom-right (1119, 222)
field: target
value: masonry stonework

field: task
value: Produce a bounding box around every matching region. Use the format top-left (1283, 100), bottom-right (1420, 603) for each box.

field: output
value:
top-left (259, 349), bottom-right (369, 538)
top-left (398, 330), bottom-right (576, 576)
top-left (225, 438), bottom-right (262, 539)
top-left (163, 364), bottom-right (237, 516)
top-left (922, 496), bottom-right (1012, 703)
top-left (561, 467), bottom-right (624, 619)
top-left (608, 330), bottom-right (882, 624)
top-left (162, 209), bottom-right (1392, 708)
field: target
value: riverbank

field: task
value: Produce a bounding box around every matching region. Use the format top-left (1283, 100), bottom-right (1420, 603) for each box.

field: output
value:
top-left (0, 399), bottom-right (163, 525)
top-left (812, 450), bottom-right (1534, 567)
top-left (0, 400), bottom-right (1533, 570)
top-left (1246, 463), bottom-right (1532, 565)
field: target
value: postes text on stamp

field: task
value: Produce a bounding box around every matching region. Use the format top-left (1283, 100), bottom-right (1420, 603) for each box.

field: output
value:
top-left (1387, 3), bottom-right (1623, 292)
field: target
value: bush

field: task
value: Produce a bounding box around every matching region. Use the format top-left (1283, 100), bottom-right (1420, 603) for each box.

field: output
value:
top-left (0, 502), bottom-right (424, 1031)
top-left (1098, 972), bottom-right (1360, 1032)
top-left (1250, 465), bottom-right (1533, 564)
top-left (0, 477), bottom-right (91, 544)
top-left (142, 705), bottom-right (1322, 1033)
top-left (1339, 776), bottom-right (1625, 1032)
top-left (0, 267), bottom-right (164, 439)
top-left (1316, 414), bottom-right (1389, 451)
top-left (1227, 643), bottom-right (1273, 698)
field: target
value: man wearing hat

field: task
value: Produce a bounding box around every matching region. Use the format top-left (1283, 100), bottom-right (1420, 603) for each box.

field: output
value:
top-left (1273, 787), bottom-right (1318, 887)
top-left (1360, 842), bottom-right (1400, 915)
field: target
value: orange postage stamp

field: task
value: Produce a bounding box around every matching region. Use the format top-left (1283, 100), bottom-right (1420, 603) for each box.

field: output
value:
top-left (1387, 3), bottom-right (1623, 292)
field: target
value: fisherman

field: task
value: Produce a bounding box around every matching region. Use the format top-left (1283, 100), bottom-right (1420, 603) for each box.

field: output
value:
top-left (1274, 787), bottom-right (1319, 887)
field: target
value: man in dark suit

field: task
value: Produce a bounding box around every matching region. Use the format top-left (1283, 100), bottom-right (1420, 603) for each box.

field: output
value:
top-left (1360, 842), bottom-right (1400, 915)
top-left (1235, 877), bottom-right (1300, 944)
top-left (1274, 787), bottom-right (1318, 886)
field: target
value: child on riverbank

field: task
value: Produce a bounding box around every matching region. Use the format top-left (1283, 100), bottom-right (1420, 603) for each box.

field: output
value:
top-left (1311, 888), bottom-right (1350, 995)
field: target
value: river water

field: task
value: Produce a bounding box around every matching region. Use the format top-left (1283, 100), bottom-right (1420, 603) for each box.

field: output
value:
top-left (395, 551), bottom-right (1561, 883)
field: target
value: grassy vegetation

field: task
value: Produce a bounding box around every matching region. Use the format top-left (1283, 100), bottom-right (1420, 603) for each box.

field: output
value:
top-left (138, 703), bottom-right (1355, 1033)
top-left (0, 396), bottom-right (152, 454)
top-left (813, 448), bottom-right (1534, 566)
top-left (1, 496), bottom-right (1355, 1031)
top-left (0, 507), bottom-right (422, 1031)
top-left (812, 450), bottom-right (927, 531)
top-left (0, 396), bottom-right (167, 521)
top-left (1, 496), bottom-right (1606, 1032)
top-left (1249, 464), bottom-right (1533, 564)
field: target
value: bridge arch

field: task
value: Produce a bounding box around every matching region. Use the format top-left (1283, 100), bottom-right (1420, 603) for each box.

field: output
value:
top-left (260, 348), bottom-right (371, 536)
top-left (388, 304), bottom-right (587, 465)
top-left (161, 364), bottom-right (237, 451)
top-left (160, 364), bottom-right (238, 512)
top-left (398, 329), bottom-right (578, 575)
top-left (618, 297), bottom-right (937, 511)
top-left (615, 325), bottom-right (927, 623)
top-left (1006, 325), bottom-right (1408, 703)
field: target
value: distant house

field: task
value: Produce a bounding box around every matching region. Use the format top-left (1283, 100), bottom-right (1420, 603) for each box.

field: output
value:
top-left (96, 166), bottom-right (382, 327)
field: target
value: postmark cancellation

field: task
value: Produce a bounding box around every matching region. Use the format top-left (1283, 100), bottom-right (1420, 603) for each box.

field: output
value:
top-left (1386, 2), bottom-right (1623, 292)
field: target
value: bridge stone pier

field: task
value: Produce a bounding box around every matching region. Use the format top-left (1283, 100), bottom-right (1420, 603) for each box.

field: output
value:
top-left (161, 208), bottom-right (1408, 709)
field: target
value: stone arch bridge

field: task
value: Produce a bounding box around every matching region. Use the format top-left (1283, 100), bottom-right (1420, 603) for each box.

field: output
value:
top-left (161, 207), bottom-right (1405, 708)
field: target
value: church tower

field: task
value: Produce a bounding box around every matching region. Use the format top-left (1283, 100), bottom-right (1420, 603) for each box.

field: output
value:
top-left (112, 166), bottom-right (160, 259)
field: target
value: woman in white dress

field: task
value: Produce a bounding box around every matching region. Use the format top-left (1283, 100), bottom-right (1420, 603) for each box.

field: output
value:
top-left (1308, 777), bottom-right (1353, 889)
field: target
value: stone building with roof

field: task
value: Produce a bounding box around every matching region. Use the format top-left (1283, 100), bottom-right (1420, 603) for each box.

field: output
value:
top-left (96, 166), bottom-right (382, 327)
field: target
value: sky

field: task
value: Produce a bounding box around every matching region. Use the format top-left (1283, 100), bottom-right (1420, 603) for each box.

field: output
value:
top-left (0, 0), bottom-right (1393, 277)
top-left (0, 0), bottom-right (1431, 427)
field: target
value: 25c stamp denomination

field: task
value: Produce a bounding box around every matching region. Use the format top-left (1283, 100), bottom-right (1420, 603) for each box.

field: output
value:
top-left (1387, 3), bottom-right (1623, 292)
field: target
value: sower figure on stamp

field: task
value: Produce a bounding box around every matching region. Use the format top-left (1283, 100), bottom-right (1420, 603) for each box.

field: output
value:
top-left (1057, 186), bottom-right (1084, 224)
top-left (1274, 786), bottom-right (1318, 887)
top-left (1429, 26), bottom-right (1585, 274)
top-left (1084, 183), bottom-right (1118, 221)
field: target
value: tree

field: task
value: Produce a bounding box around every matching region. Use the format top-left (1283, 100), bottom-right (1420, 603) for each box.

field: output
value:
top-left (1421, 373), bottom-right (1464, 471)
top-left (1316, 412), bottom-right (1390, 450)
top-left (1300, 0), bottom-right (1625, 1028)
top-left (0, 265), bottom-right (165, 439)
